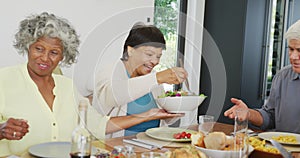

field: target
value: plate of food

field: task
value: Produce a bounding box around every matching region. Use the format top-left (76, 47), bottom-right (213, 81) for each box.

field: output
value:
top-left (258, 132), bottom-right (300, 145)
top-left (191, 131), bottom-right (254, 158)
top-left (145, 127), bottom-right (197, 142)
top-left (28, 142), bottom-right (98, 158)
top-left (249, 136), bottom-right (282, 158)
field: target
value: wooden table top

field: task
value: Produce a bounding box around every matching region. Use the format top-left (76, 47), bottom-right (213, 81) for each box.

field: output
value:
top-left (20, 122), bottom-right (300, 158)
top-left (96, 122), bottom-right (300, 158)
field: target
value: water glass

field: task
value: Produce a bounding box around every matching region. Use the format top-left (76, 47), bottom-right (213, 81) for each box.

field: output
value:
top-left (198, 115), bottom-right (215, 135)
top-left (141, 152), bottom-right (164, 158)
top-left (232, 108), bottom-right (250, 158)
top-left (161, 117), bottom-right (180, 127)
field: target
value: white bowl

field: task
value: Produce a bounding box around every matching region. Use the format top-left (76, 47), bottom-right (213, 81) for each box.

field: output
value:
top-left (155, 96), bottom-right (206, 113)
top-left (195, 145), bottom-right (254, 158)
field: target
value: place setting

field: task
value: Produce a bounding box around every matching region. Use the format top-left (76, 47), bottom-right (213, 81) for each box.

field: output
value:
top-left (258, 131), bottom-right (300, 146)
top-left (134, 127), bottom-right (196, 147)
top-left (255, 131), bottom-right (300, 153)
top-left (26, 142), bottom-right (109, 158)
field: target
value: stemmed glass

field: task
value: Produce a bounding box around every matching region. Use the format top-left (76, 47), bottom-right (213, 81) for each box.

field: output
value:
top-left (198, 115), bottom-right (215, 135)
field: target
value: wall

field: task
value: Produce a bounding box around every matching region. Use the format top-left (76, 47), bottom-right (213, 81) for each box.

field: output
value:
top-left (289, 0), bottom-right (300, 24)
top-left (0, 0), bottom-right (154, 93)
top-left (241, 0), bottom-right (268, 108)
top-left (200, 0), bottom-right (247, 124)
top-left (284, 0), bottom-right (300, 65)
top-left (200, 0), bottom-right (268, 124)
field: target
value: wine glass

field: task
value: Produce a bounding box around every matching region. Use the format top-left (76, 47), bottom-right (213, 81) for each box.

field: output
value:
top-left (198, 115), bottom-right (215, 135)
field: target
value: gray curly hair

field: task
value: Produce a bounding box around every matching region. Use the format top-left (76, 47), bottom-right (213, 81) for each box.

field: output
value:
top-left (14, 12), bottom-right (80, 66)
top-left (285, 20), bottom-right (300, 41)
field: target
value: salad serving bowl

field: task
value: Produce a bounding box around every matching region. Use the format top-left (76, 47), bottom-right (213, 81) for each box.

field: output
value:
top-left (155, 94), bottom-right (206, 113)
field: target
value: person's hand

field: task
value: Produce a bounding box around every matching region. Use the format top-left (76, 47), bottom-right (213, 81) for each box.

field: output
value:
top-left (156, 67), bottom-right (188, 84)
top-left (224, 98), bottom-right (249, 119)
top-left (140, 108), bottom-right (184, 121)
top-left (0, 118), bottom-right (29, 140)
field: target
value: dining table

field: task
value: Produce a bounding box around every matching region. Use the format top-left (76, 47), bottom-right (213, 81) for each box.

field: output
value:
top-left (90, 122), bottom-right (300, 158)
top-left (20, 122), bottom-right (300, 158)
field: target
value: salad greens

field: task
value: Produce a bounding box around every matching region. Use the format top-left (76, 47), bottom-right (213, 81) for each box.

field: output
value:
top-left (158, 90), bottom-right (206, 98)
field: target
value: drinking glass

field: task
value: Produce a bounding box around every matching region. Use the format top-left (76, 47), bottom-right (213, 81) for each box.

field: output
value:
top-left (141, 152), bottom-right (164, 158)
top-left (161, 117), bottom-right (180, 127)
top-left (231, 108), bottom-right (250, 158)
top-left (198, 115), bottom-right (215, 135)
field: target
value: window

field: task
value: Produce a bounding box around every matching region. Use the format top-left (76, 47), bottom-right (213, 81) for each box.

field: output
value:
top-left (153, 0), bottom-right (205, 126)
top-left (153, 0), bottom-right (204, 94)
top-left (262, 0), bottom-right (295, 100)
top-left (153, 0), bottom-right (181, 91)
top-left (264, 0), bottom-right (285, 98)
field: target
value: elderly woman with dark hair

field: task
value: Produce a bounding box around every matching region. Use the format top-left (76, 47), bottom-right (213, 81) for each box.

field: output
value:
top-left (0, 12), bottom-right (182, 156)
top-left (88, 22), bottom-right (188, 137)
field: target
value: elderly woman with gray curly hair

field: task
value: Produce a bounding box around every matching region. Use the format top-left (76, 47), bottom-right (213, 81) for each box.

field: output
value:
top-left (0, 12), bottom-right (182, 156)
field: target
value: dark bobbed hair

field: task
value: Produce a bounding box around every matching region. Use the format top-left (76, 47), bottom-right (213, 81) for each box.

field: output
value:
top-left (121, 22), bottom-right (166, 61)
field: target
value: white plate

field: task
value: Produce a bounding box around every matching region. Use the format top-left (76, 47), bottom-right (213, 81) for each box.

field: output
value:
top-left (28, 142), bottom-right (98, 158)
top-left (258, 132), bottom-right (300, 145)
top-left (195, 145), bottom-right (254, 158)
top-left (145, 127), bottom-right (197, 142)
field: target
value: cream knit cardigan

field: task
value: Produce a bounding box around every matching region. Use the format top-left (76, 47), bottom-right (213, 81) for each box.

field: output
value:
top-left (87, 60), bottom-right (164, 137)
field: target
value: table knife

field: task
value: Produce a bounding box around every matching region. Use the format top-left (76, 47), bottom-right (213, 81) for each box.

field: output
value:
top-left (123, 139), bottom-right (156, 150)
top-left (132, 138), bottom-right (163, 149)
top-left (270, 139), bottom-right (293, 158)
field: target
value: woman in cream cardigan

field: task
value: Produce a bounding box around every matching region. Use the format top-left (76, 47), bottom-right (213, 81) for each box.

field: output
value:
top-left (0, 13), bottom-right (182, 156)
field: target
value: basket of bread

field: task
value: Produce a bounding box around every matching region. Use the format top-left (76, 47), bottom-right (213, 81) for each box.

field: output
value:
top-left (190, 131), bottom-right (254, 158)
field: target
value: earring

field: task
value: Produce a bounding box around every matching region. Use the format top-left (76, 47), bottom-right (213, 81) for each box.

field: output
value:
top-left (128, 51), bottom-right (132, 57)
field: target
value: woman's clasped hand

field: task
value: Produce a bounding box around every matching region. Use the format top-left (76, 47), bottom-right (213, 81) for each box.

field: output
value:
top-left (0, 118), bottom-right (29, 140)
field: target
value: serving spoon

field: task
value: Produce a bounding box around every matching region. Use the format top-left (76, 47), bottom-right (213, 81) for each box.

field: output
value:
top-left (179, 58), bottom-right (196, 96)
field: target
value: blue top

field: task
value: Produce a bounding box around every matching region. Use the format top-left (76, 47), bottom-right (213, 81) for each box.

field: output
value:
top-left (125, 72), bottom-right (160, 136)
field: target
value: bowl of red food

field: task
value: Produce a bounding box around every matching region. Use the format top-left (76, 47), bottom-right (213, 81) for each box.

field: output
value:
top-left (155, 91), bottom-right (206, 113)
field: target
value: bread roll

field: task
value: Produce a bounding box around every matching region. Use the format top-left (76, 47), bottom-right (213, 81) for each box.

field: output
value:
top-left (223, 137), bottom-right (235, 150)
top-left (203, 132), bottom-right (227, 150)
top-left (191, 131), bottom-right (205, 148)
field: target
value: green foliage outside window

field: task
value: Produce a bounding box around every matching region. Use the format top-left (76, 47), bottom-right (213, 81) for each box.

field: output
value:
top-left (154, 0), bottom-right (178, 40)
top-left (154, 0), bottom-right (178, 71)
